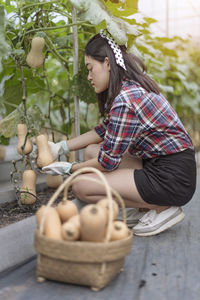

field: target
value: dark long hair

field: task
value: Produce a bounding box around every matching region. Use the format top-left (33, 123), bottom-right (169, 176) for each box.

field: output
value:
top-left (85, 33), bottom-right (160, 116)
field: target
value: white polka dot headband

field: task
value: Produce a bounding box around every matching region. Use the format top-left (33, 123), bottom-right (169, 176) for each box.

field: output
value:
top-left (99, 29), bottom-right (127, 71)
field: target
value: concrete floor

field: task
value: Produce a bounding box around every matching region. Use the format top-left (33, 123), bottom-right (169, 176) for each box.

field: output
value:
top-left (0, 170), bottom-right (199, 300)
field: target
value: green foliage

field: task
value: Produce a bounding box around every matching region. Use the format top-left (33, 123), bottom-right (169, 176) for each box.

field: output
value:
top-left (0, 0), bottom-right (199, 149)
top-left (0, 103), bottom-right (44, 138)
top-left (0, 4), bottom-right (10, 72)
top-left (0, 104), bottom-right (21, 139)
top-left (71, 0), bottom-right (141, 44)
top-left (141, 36), bottom-right (200, 120)
top-left (71, 58), bottom-right (96, 104)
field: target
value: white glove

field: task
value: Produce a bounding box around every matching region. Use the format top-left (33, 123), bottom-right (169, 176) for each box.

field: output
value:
top-left (42, 161), bottom-right (73, 176)
top-left (48, 140), bottom-right (70, 160)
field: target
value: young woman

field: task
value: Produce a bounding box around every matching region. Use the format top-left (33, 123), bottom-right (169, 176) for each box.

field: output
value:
top-left (42, 30), bottom-right (196, 236)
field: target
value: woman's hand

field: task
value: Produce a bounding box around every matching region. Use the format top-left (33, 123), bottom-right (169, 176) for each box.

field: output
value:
top-left (42, 161), bottom-right (74, 176)
top-left (48, 140), bottom-right (70, 160)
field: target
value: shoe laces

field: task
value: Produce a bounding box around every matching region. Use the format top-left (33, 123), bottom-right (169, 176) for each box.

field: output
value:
top-left (138, 210), bottom-right (157, 225)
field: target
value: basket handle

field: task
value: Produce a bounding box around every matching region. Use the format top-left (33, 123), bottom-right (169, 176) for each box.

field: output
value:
top-left (64, 175), bottom-right (126, 221)
top-left (39, 167), bottom-right (127, 242)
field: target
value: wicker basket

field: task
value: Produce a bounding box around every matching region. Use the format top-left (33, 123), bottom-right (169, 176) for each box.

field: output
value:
top-left (34, 167), bottom-right (133, 291)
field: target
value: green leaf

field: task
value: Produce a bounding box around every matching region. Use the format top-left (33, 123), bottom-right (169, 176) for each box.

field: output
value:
top-left (54, 35), bottom-right (73, 49)
top-left (2, 72), bottom-right (23, 114)
top-left (71, 72), bottom-right (96, 104)
top-left (0, 104), bottom-right (22, 138)
top-left (159, 84), bottom-right (174, 94)
top-left (71, 0), bottom-right (140, 44)
top-left (95, 19), bottom-right (107, 33)
top-left (105, 1), bottom-right (137, 17)
top-left (24, 69), bottom-right (46, 94)
top-left (143, 17), bottom-right (157, 25)
top-left (123, 0), bottom-right (138, 9)
top-left (0, 103), bottom-right (44, 138)
top-left (0, 99), bottom-right (6, 116)
top-left (26, 105), bottom-right (45, 135)
top-left (183, 81), bottom-right (199, 92)
top-left (0, 4), bottom-right (11, 72)
top-left (127, 34), bottom-right (138, 51)
top-left (71, 58), bottom-right (96, 103)
top-left (12, 49), bottom-right (25, 56)
top-left (0, 74), bottom-right (13, 96)
top-left (1, 1), bottom-right (15, 14)
top-left (0, 135), bottom-right (9, 145)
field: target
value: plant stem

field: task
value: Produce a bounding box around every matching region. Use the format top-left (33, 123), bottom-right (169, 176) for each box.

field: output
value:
top-left (72, 6), bottom-right (80, 161)
top-left (41, 8), bottom-right (72, 19)
top-left (45, 35), bottom-right (69, 65)
top-left (42, 61), bottom-right (55, 142)
top-left (42, 126), bottom-right (67, 137)
top-left (2, 101), bottom-right (18, 108)
top-left (25, 21), bottom-right (89, 35)
top-left (21, 1), bottom-right (56, 10)
top-left (16, 56), bottom-right (27, 118)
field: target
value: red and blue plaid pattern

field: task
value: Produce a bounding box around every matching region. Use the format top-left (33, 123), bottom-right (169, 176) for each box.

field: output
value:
top-left (94, 80), bottom-right (193, 171)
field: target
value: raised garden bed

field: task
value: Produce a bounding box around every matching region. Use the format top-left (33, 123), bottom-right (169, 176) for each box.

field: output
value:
top-left (0, 185), bottom-right (75, 228)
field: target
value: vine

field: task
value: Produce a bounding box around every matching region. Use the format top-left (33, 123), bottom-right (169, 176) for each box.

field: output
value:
top-left (0, 0), bottom-right (199, 203)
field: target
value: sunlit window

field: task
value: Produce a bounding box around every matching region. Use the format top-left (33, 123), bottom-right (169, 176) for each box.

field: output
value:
top-left (139, 0), bottom-right (200, 44)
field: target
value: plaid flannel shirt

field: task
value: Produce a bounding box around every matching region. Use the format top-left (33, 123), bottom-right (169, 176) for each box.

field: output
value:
top-left (94, 80), bottom-right (193, 171)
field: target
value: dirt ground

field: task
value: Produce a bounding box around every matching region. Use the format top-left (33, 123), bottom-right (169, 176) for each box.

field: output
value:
top-left (0, 188), bottom-right (75, 228)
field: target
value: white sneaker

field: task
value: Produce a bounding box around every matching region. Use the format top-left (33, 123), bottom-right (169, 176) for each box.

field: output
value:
top-left (117, 208), bottom-right (147, 228)
top-left (133, 207), bottom-right (185, 236)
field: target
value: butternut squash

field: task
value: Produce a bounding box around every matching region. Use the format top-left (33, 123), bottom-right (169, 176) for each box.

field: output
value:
top-left (44, 207), bottom-right (62, 240)
top-left (26, 36), bottom-right (45, 69)
top-left (17, 123), bottom-right (33, 155)
top-left (36, 134), bottom-right (54, 168)
top-left (97, 198), bottom-right (119, 223)
top-left (68, 214), bottom-right (80, 229)
top-left (80, 204), bottom-right (107, 242)
top-left (46, 174), bottom-right (63, 188)
top-left (61, 221), bottom-right (80, 241)
top-left (57, 198), bottom-right (78, 223)
top-left (36, 205), bottom-right (62, 240)
top-left (36, 205), bottom-right (46, 227)
top-left (20, 169), bottom-right (36, 204)
top-left (67, 122), bottom-right (75, 162)
top-left (109, 221), bottom-right (129, 241)
top-left (0, 146), bottom-right (5, 161)
top-left (68, 150), bottom-right (76, 163)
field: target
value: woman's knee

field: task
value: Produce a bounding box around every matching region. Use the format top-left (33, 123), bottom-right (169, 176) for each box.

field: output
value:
top-left (71, 179), bottom-right (88, 201)
top-left (84, 144), bottom-right (100, 161)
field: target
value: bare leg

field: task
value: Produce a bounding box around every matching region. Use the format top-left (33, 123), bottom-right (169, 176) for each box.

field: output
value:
top-left (72, 144), bottom-right (169, 213)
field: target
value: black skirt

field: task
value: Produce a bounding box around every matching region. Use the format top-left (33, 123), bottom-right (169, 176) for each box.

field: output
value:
top-left (134, 149), bottom-right (197, 206)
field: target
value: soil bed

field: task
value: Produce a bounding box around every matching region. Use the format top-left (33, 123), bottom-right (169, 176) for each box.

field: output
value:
top-left (0, 188), bottom-right (75, 228)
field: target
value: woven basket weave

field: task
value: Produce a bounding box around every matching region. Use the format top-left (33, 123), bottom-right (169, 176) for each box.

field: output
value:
top-left (34, 167), bottom-right (133, 291)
